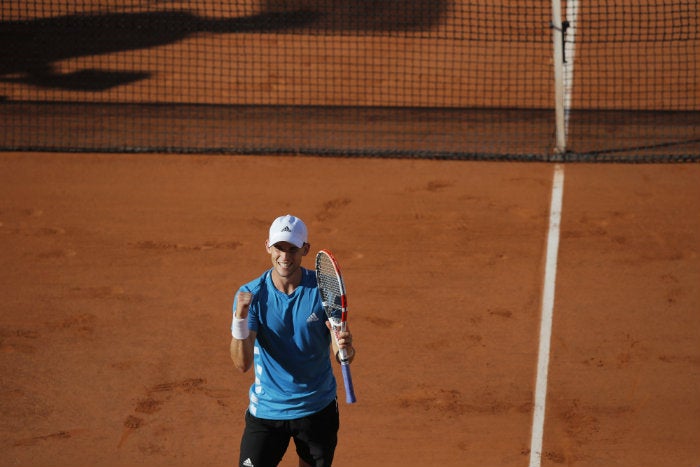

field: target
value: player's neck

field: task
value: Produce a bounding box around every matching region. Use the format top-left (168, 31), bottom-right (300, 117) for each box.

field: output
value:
top-left (271, 268), bottom-right (302, 294)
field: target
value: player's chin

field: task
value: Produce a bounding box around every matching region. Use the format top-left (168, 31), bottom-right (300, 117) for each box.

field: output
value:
top-left (275, 264), bottom-right (297, 276)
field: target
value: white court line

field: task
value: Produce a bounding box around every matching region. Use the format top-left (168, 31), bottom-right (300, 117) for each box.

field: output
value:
top-left (528, 164), bottom-right (565, 467)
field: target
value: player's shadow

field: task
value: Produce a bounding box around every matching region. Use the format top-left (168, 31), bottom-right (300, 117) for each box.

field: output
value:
top-left (1, 1), bottom-right (447, 92)
top-left (263, 0), bottom-right (447, 31)
top-left (0, 10), bottom-right (319, 91)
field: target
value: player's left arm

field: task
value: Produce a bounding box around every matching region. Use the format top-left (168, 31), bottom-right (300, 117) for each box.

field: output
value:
top-left (327, 321), bottom-right (356, 363)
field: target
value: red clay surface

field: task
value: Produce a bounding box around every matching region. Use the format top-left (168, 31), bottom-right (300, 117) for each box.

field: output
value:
top-left (1, 153), bottom-right (699, 467)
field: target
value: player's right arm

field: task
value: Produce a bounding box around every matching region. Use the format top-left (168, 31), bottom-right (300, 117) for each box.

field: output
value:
top-left (230, 291), bottom-right (257, 372)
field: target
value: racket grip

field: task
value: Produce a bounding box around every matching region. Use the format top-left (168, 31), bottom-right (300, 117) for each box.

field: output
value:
top-left (341, 363), bottom-right (357, 404)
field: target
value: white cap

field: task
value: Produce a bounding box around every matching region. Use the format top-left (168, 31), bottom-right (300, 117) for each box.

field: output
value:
top-left (268, 214), bottom-right (308, 248)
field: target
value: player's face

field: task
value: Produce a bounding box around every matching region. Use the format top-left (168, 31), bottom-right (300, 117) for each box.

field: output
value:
top-left (267, 241), bottom-right (308, 279)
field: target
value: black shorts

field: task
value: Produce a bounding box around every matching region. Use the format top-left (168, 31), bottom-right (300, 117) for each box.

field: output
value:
top-left (239, 400), bottom-right (339, 467)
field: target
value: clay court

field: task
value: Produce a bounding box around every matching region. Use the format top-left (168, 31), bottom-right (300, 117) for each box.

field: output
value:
top-left (1, 2), bottom-right (699, 467)
top-left (2, 155), bottom-right (699, 467)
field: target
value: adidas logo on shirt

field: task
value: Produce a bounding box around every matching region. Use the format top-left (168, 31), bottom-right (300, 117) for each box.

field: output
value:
top-left (306, 312), bottom-right (319, 323)
top-left (242, 458), bottom-right (254, 467)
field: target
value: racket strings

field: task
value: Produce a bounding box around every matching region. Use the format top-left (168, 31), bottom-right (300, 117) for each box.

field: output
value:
top-left (316, 254), bottom-right (344, 318)
top-left (317, 274), bottom-right (341, 307)
top-left (316, 256), bottom-right (341, 293)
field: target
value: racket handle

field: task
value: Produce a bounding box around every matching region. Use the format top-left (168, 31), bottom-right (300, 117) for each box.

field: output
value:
top-left (341, 363), bottom-right (356, 404)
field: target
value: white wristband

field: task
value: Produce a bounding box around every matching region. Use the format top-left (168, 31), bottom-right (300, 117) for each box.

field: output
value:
top-left (232, 317), bottom-right (250, 340)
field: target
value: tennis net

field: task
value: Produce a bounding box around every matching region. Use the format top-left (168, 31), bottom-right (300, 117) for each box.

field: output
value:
top-left (1, 1), bottom-right (697, 161)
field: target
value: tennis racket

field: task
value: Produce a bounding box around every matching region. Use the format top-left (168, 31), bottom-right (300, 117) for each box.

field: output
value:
top-left (315, 249), bottom-right (357, 404)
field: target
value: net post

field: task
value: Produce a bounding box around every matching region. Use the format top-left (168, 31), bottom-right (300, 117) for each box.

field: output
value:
top-left (551, 0), bottom-right (567, 155)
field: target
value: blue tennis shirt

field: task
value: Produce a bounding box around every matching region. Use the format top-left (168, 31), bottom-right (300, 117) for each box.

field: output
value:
top-left (232, 268), bottom-right (337, 419)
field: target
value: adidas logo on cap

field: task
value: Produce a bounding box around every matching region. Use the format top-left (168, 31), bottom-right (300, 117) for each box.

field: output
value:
top-left (268, 215), bottom-right (308, 248)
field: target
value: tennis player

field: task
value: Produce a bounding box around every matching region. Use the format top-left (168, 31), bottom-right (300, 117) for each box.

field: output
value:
top-left (230, 214), bottom-right (356, 467)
